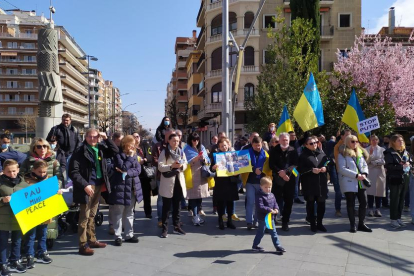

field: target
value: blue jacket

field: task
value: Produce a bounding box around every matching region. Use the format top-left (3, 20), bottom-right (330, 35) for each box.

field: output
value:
top-left (0, 147), bottom-right (27, 172)
top-left (255, 189), bottom-right (279, 221)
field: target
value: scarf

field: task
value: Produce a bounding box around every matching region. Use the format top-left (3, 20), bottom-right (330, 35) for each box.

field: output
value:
top-left (249, 147), bottom-right (266, 171)
top-left (167, 144), bottom-right (183, 162)
top-left (1, 174), bottom-right (21, 185)
top-left (31, 172), bottom-right (47, 181)
top-left (88, 144), bottom-right (102, 179)
top-left (184, 144), bottom-right (210, 164)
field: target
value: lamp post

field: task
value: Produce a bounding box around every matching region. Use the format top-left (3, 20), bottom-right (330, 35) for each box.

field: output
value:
top-left (78, 55), bottom-right (98, 128)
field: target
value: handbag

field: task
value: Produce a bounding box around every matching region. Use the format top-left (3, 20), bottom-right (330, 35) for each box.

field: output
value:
top-left (201, 164), bottom-right (215, 178)
top-left (162, 168), bottom-right (180, 178)
top-left (142, 165), bottom-right (156, 179)
top-left (352, 157), bottom-right (371, 188)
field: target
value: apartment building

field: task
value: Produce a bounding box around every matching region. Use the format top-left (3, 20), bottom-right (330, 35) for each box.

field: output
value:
top-left (104, 80), bottom-right (123, 133)
top-left (189, 0), bottom-right (361, 143)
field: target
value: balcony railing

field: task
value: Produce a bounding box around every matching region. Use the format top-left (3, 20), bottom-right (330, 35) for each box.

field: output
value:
top-left (0, 58), bottom-right (36, 63)
top-left (0, 85), bottom-right (38, 90)
top-left (197, 26), bottom-right (205, 46)
top-left (197, 52), bottom-right (205, 70)
top-left (0, 33), bottom-right (38, 39)
top-left (206, 103), bottom-right (222, 112)
top-left (207, 0), bottom-right (243, 11)
top-left (321, 25), bottom-right (334, 38)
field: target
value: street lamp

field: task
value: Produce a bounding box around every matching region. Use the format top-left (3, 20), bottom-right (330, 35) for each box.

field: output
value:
top-left (122, 103), bottom-right (137, 111)
top-left (77, 55), bottom-right (98, 128)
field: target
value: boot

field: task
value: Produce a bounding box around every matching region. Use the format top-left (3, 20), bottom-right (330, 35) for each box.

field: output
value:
top-left (218, 216), bottom-right (225, 230)
top-left (316, 220), bottom-right (327, 232)
top-left (227, 216), bottom-right (236, 229)
top-left (358, 222), bottom-right (372, 232)
top-left (310, 218), bottom-right (317, 232)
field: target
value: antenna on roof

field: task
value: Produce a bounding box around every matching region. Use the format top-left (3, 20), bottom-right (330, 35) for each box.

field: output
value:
top-left (49, 0), bottom-right (56, 28)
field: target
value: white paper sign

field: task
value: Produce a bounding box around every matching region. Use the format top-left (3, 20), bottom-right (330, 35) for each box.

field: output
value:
top-left (358, 116), bottom-right (380, 134)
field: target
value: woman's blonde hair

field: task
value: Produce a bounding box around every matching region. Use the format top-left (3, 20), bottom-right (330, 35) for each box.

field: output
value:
top-left (390, 134), bottom-right (405, 151)
top-left (341, 135), bottom-right (369, 159)
top-left (121, 135), bottom-right (135, 153)
top-left (30, 138), bottom-right (53, 157)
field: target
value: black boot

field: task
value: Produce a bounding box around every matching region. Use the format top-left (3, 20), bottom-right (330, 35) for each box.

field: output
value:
top-left (316, 220), bottom-right (327, 232)
top-left (310, 219), bottom-right (317, 232)
top-left (227, 216), bottom-right (236, 229)
top-left (218, 216), bottom-right (225, 230)
top-left (358, 222), bottom-right (372, 232)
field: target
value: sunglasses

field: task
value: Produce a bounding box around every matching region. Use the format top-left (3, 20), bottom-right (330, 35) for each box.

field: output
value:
top-left (36, 145), bottom-right (48, 149)
top-left (87, 135), bottom-right (99, 139)
top-left (351, 141), bottom-right (358, 144)
top-left (192, 139), bottom-right (199, 141)
top-left (308, 142), bottom-right (317, 145)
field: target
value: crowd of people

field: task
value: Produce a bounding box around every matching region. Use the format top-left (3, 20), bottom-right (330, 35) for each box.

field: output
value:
top-left (0, 114), bottom-right (413, 276)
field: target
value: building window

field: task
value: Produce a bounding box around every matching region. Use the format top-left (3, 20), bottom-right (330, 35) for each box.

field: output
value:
top-left (244, 12), bottom-right (254, 29)
top-left (7, 42), bottom-right (17, 48)
top-left (244, 83), bottom-right (255, 99)
top-left (6, 69), bottom-right (17, 75)
top-left (211, 83), bottom-right (222, 103)
top-left (25, 82), bottom-right (33, 88)
top-left (211, 12), bottom-right (237, 36)
top-left (25, 107), bottom-right (34, 114)
top-left (229, 46), bottom-right (237, 67)
top-left (7, 81), bottom-right (18, 88)
top-left (263, 15), bottom-right (276, 29)
top-left (339, 13), bottom-right (351, 28)
top-left (339, 49), bottom-right (350, 58)
top-left (211, 47), bottom-right (238, 70)
top-left (8, 107), bottom-right (16, 114)
top-left (179, 91), bottom-right (184, 96)
top-left (244, 46), bottom-right (254, 66)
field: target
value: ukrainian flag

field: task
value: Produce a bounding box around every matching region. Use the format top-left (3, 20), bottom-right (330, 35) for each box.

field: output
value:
top-left (276, 105), bottom-right (294, 135)
top-left (293, 73), bottom-right (325, 132)
top-left (342, 89), bottom-right (370, 143)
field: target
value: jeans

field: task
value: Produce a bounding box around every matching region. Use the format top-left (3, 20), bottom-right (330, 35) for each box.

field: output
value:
top-left (189, 198), bottom-right (202, 215)
top-left (245, 183), bottom-right (261, 224)
top-left (293, 177), bottom-right (299, 200)
top-left (344, 188), bottom-right (367, 227)
top-left (390, 182), bottom-right (408, 220)
top-left (329, 164), bottom-right (341, 211)
top-left (112, 196), bottom-right (136, 239)
top-left (0, 230), bottom-right (21, 265)
top-left (24, 224), bottom-right (48, 256)
top-left (157, 180), bottom-right (163, 221)
top-left (410, 174), bottom-right (414, 220)
top-left (253, 220), bottom-right (280, 248)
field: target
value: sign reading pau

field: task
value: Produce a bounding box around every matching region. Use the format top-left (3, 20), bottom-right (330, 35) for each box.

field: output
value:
top-left (10, 176), bottom-right (68, 234)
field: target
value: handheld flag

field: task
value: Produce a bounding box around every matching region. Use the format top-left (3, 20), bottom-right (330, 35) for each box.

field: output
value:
top-left (276, 105), bottom-right (294, 135)
top-left (293, 73), bottom-right (325, 132)
top-left (323, 160), bottom-right (331, 167)
top-left (292, 167), bottom-right (299, 178)
top-left (265, 212), bottom-right (273, 229)
top-left (342, 89), bottom-right (370, 143)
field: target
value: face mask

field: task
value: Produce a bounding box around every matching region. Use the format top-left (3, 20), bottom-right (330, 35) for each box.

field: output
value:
top-left (164, 121), bottom-right (170, 126)
top-left (270, 127), bottom-right (275, 132)
top-left (1, 174), bottom-right (20, 185)
top-left (280, 144), bottom-right (289, 149)
top-left (1, 144), bottom-right (9, 150)
top-left (31, 172), bottom-right (47, 181)
top-left (51, 144), bottom-right (56, 150)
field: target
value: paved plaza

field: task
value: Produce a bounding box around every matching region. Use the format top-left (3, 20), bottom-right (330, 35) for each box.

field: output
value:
top-left (23, 187), bottom-right (414, 276)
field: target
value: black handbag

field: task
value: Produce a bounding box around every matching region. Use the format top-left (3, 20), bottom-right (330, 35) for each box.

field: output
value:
top-left (142, 165), bottom-right (156, 179)
top-left (162, 168), bottom-right (180, 178)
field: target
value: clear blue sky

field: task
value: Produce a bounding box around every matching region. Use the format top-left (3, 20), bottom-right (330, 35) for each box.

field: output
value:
top-left (0, 0), bottom-right (397, 133)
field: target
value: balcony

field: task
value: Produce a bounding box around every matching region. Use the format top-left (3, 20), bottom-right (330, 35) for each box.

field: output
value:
top-left (0, 33), bottom-right (38, 39)
top-left (206, 102), bottom-right (222, 113)
top-left (198, 79), bottom-right (205, 97)
top-left (177, 61), bottom-right (186, 69)
top-left (0, 85), bottom-right (38, 92)
top-left (69, 113), bottom-right (88, 124)
top-left (176, 71), bottom-right (187, 80)
top-left (60, 73), bottom-right (88, 95)
top-left (62, 85), bottom-right (88, 104)
top-left (0, 58), bottom-right (37, 65)
top-left (59, 60), bottom-right (88, 84)
top-left (197, 109), bottom-right (213, 120)
top-left (63, 100), bottom-right (88, 114)
top-left (206, 69), bottom-right (222, 79)
top-left (207, 0), bottom-right (254, 11)
top-left (177, 95), bottom-right (187, 103)
top-left (284, 0), bottom-right (333, 6)
top-left (176, 82), bottom-right (187, 91)
top-left (177, 49), bottom-right (192, 58)
top-left (58, 48), bottom-right (88, 73)
top-left (196, 52), bottom-right (205, 73)
top-left (0, 99), bottom-right (38, 105)
top-left (321, 25), bottom-right (334, 40)
top-left (196, 0), bottom-right (205, 27)
top-left (241, 65), bottom-right (260, 73)
top-left (197, 27), bottom-right (205, 50)
top-left (0, 72), bottom-right (37, 79)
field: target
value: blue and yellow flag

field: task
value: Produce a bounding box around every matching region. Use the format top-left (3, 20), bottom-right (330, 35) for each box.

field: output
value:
top-left (292, 167), bottom-right (299, 178)
top-left (276, 105), bottom-right (294, 135)
top-left (293, 73), bottom-right (325, 132)
top-left (265, 212), bottom-right (274, 230)
top-left (10, 176), bottom-right (68, 234)
top-left (342, 89), bottom-right (370, 143)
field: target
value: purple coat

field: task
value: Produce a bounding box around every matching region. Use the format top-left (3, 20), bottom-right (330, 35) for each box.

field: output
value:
top-left (108, 152), bottom-right (143, 206)
top-left (255, 189), bottom-right (279, 221)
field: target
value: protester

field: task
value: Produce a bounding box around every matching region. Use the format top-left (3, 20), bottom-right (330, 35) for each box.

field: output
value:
top-left (337, 135), bottom-right (372, 233)
top-left (269, 132), bottom-right (299, 231)
top-left (410, 136), bottom-right (414, 225)
top-left (109, 135), bottom-right (142, 246)
top-left (263, 123), bottom-right (277, 143)
top-left (0, 134), bottom-right (27, 174)
top-left (298, 137), bottom-right (329, 232)
top-left (48, 138), bottom-right (67, 181)
top-left (288, 131), bottom-right (304, 204)
top-left (158, 133), bottom-right (187, 238)
top-left (241, 132), bottom-right (259, 150)
top-left (366, 135), bottom-right (386, 217)
top-left (241, 136), bottom-right (271, 230)
top-left (183, 132), bottom-right (209, 226)
top-left (384, 134), bottom-right (411, 229)
top-left (68, 129), bottom-right (119, 256)
top-left (210, 138), bottom-right (239, 230)
top-left (0, 160), bottom-right (28, 275)
top-left (23, 160), bottom-right (62, 268)
top-left (252, 177), bottom-right (285, 253)
top-left (155, 117), bottom-right (171, 143)
top-left (46, 114), bottom-right (82, 158)
top-left (209, 136), bottom-right (218, 152)
top-left (269, 137), bottom-right (279, 152)
top-left (209, 131), bottom-right (227, 216)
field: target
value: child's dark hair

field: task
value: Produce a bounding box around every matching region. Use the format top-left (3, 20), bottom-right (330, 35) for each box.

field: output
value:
top-left (3, 159), bottom-right (18, 169)
top-left (32, 159), bottom-right (48, 170)
top-left (252, 136), bottom-right (263, 144)
top-left (260, 176), bottom-right (272, 186)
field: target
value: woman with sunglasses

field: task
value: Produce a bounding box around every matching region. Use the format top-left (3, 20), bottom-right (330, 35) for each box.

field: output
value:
top-left (269, 137), bottom-right (279, 152)
top-left (337, 135), bottom-right (372, 233)
top-left (298, 137), bottom-right (329, 232)
top-left (20, 138), bottom-right (63, 186)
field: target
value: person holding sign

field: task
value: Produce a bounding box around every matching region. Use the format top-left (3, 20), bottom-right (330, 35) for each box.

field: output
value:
top-left (69, 129), bottom-right (119, 256)
top-left (252, 177), bottom-right (285, 253)
top-left (0, 159), bottom-right (29, 275)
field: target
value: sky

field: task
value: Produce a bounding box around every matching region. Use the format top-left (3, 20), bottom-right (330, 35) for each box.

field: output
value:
top-left (0, 0), bottom-right (412, 133)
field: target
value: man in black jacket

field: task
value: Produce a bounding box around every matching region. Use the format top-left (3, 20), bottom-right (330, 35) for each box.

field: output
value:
top-left (46, 114), bottom-right (82, 157)
top-left (269, 132), bottom-right (299, 231)
top-left (68, 129), bottom-right (119, 256)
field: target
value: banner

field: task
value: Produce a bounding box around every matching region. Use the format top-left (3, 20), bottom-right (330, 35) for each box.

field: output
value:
top-left (358, 115), bottom-right (380, 134)
top-left (10, 176), bottom-right (68, 234)
top-left (213, 149), bottom-right (252, 177)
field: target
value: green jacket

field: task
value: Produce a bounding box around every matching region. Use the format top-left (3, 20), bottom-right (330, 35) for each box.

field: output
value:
top-left (0, 175), bottom-right (29, 231)
top-left (20, 152), bottom-right (63, 188)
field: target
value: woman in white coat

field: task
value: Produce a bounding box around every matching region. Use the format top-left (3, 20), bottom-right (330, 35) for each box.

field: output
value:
top-left (365, 135), bottom-right (386, 217)
top-left (337, 135), bottom-right (372, 233)
top-left (158, 133), bottom-right (188, 238)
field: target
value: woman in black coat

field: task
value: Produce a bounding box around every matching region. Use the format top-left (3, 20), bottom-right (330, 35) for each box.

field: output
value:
top-left (108, 135), bottom-right (142, 246)
top-left (155, 117), bottom-right (171, 143)
top-left (210, 138), bottom-right (239, 230)
top-left (298, 136), bottom-right (329, 232)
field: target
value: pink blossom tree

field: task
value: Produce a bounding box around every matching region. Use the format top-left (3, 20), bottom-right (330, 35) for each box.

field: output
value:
top-left (334, 33), bottom-right (414, 124)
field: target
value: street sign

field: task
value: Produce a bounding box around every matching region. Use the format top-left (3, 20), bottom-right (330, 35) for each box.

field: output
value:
top-left (358, 115), bottom-right (380, 134)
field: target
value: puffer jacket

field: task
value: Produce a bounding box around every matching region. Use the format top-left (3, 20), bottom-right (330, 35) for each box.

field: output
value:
top-left (337, 145), bottom-right (369, 193)
top-left (0, 175), bottom-right (29, 231)
top-left (108, 152), bottom-right (143, 205)
top-left (255, 188), bottom-right (279, 221)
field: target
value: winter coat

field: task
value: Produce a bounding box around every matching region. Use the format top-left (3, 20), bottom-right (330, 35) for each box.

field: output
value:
top-left (155, 126), bottom-right (169, 143)
top-left (152, 141), bottom-right (167, 181)
top-left (184, 145), bottom-right (210, 200)
top-left (210, 150), bottom-right (239, 202)
top-left (20, 151), bottom-right (63, 188)
top-left (68, 139), bottom-right (119, 204)
top-left (268, 144), bottom-right (298, 190)
top-left (337, 145), bottom-right (369, 193)
top-left (0, 175), bottom-right (29, 231)
top-left (241, 149), bottom-right (272, 186)
top-left (255, 189), bottom-right (279, 221)
top-left (0, 147), bottom-right (27, 172)
top-left (263, 132), bottom-right (276, 143)
top-left (365, 145), bottom-right (386, 197)
top-left (158, 149), bottom-right (188, 199)
top-left (108, 152), bottom-right (143, 206)
top-left (46, 124), bottom-right (82, 156)
top-left (298, 147), bottom-right (329, 199)
top-left (384, 148), bottom-right (411, 186)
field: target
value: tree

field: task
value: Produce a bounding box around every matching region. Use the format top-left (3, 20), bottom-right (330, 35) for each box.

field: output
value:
top-left (16, 113), bottom-right (36, 140)
top-left (138, 127), bottom-right (153, 141)
top-left (166, 95), bottom-right (179, 129)
top-left (122, 114), bottom-right (139, 135)
top-left (334, 33), bottom-right (414, 125)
